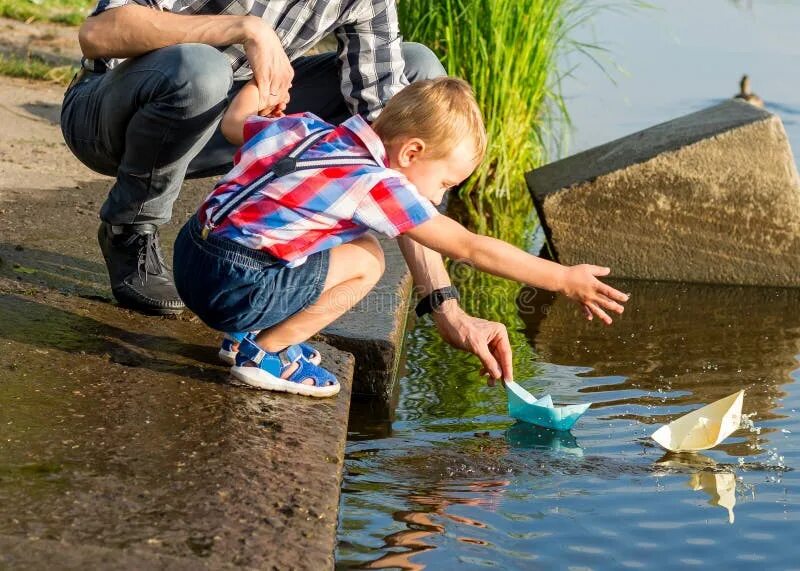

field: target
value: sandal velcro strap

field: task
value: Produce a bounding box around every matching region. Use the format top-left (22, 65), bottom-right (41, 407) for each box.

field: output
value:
top-left (278, 344), bottom-right (303, 367)
top-left (237, 338), bottom-right (304, 373)
top-left (287, 358), bottom-right (338, 388)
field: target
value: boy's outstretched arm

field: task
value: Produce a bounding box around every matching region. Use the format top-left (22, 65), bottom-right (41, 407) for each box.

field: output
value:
top-left (405, 215), bottom-right (629, 324)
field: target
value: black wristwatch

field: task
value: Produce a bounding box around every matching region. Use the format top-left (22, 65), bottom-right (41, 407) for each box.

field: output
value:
top-left (415, 286), bottom-right (460, 317)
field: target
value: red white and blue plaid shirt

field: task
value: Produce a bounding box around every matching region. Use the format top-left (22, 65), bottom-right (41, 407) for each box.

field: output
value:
top-left (197, 113), bottom-right (439, 267)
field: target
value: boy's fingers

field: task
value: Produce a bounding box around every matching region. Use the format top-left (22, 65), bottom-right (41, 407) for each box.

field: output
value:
top-left (602, 285), bottom-right (629, 303)
top-left (587, 301), bottom-right (612, 325)
top-left (582, 304), bottom-right (593, 320)
top-left (589, 265), bottom-right (611, 277)
top-left (597, 295), bottom-right (625, 314)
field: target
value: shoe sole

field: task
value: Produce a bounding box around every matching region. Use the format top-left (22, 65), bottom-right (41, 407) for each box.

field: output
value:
top-left (230, 365), bottom-right (340, 398)
top-left (219, 348), bottom-right (237, 366)
top-left (112, 289), bottom-right (185, 315)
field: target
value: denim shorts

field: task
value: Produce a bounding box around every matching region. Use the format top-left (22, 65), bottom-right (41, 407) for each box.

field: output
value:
top-left (173, 216), bottom-right (330, 333)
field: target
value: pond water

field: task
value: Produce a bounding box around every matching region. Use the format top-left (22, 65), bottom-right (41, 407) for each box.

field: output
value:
top-left (336, 1), bottom-right (800, 569)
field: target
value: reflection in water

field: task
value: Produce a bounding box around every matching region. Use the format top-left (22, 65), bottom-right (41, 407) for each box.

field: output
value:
top-left (655, 452), bottom-right (737, 524)
top-left (505, 421), bottom-right (583, 457)
top-left (689, 471), bottom-right (737, 524)
top-left (339, 277), bottom-right (799, 569)
top-left (359, 480), bottom-right (507, 571)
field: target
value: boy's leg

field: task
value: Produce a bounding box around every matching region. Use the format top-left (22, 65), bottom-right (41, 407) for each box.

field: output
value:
top-left (246, 234), bottom-right (385, 384)
top-left (61, 43), bottom-right (233, 313)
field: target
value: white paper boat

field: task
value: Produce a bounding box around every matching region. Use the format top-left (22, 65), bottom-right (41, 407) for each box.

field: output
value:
top-left (651, 390), bottom-right (744, 452)
top-left (504, 381), bottom-right (590, 431)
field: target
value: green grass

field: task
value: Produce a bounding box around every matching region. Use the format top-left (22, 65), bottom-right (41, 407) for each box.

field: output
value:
top-left (399, 1), bottom-right (645, 327)
top-left (399, 0), bottom-right (576, 202)
top-left (0, 0), bottom-right (93, 25)
top-left (0, 54), bottom-right (77, 84)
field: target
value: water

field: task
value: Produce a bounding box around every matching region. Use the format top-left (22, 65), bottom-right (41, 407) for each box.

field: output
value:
top-left (560, 0), bottom-right (800, 158)
top-left (336, 1), bottom-right (800, 568)
top-left (338, 283), bottom-right (799, 569)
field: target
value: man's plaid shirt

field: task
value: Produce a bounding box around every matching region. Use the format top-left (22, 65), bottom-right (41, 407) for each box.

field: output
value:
top-left (84, 0), bottom-right (408, 120)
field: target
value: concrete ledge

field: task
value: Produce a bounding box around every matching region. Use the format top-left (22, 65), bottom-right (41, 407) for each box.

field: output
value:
top-left (526, 100), bottom-right (800, 287)
top-left (0, 288), bottom-right (354, 570)
top-left (0, 80), bottom-right (357, 569)
top-left (318, 235), bottom-right (411, 400)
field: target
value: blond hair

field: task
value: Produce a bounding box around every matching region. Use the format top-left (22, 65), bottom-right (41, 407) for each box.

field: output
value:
top-left (372, 77), bottom-right (487, 163)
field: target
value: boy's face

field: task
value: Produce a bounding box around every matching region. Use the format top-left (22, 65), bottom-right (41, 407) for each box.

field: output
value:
top-left (388, 139), bottom-right (478, 206)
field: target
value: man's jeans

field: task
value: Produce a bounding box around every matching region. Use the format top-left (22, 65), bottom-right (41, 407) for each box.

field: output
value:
top-left (60, 42), bottom-right (445, 226)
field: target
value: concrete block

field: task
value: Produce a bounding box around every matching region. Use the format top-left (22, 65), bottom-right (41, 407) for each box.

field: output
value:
top-left (526, 100), bottom-right (800, 287)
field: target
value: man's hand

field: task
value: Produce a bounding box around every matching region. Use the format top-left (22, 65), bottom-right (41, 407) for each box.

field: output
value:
top-left (557, 265), bottom-right (629, 325)
top-left (432, 301), bottom-right (513, 385)
top-left (242, 17), bottom-right (293, 116)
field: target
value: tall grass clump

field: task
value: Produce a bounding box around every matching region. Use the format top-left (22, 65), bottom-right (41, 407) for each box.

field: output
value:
top-left (400, 0), bottom-right (578, 203)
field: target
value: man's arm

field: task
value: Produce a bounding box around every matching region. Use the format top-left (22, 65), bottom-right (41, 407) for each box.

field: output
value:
top-left (79, 6), bottom-right (253, 59)
top-left (397, 235), bottom-right (514, 383)
top-left (396, 235), bottom-right (452, 298)
top-left (78, 6), bottom-right (292, 112)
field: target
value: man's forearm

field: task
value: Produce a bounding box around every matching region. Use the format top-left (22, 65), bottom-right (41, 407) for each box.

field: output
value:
top-left (397, 235), bottom-right (452, 299)
top-left (79, 5), bottom-right (261, 60)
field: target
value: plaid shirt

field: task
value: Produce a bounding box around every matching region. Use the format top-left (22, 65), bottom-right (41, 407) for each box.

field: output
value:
top-left (85, 0), bottom-right (407, 119)
top-left (197, 113), bottom-right (439, 267)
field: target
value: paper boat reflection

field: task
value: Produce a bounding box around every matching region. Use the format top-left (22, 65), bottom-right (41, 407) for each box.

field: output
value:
top-left (505, 422), bottom-right (584, 457)
top-left (656, 453), bottom-right (737, 524)
top-left (504, 381), bottom-right (591, 431)
top-left (651, 390), bottom-right (744, 452)
top-left (689, 471), bottom-right (737, 524)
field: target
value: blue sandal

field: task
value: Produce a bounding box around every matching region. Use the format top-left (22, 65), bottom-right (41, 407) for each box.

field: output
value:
top-left (219, 332), bottom-right (321, 366)
top-left (230, 337), bottom-right (339, 398)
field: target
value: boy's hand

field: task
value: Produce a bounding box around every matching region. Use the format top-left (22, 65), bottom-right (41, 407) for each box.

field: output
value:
top-left (558, 265), bottom-right (629, 325)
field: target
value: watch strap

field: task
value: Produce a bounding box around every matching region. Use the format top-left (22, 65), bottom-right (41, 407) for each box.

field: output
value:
top-left (415, 286), bottom-right (460, 317)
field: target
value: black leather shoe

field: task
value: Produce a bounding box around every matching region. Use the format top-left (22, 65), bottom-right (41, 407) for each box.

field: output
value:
top-left (98, 222), bottom-right (185, 315)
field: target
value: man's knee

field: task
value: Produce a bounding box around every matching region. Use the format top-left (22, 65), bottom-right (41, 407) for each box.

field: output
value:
top-left (158, 43), bottom-right (233, 112)
top-left (401, 42), bottom-right (446, 82)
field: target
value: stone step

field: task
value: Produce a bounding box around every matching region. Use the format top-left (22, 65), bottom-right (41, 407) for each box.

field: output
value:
top-left (0, 75), bottom-right (379, 570)
top-left (0, 287), bottom-right (354, 570)
top-left (526, 99), bottom-right (800, 287)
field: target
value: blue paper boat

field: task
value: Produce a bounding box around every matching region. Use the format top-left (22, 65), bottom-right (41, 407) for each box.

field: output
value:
top-left (504, 381), bottom-right (591, 431)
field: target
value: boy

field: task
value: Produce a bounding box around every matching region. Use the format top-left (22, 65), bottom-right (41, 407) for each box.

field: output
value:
top-left (173, 78), bottom-right (628, 397)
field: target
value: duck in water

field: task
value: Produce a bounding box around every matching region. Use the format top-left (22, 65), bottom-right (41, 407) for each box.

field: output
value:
top-left (734, 74), bottom-right (764, 108)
